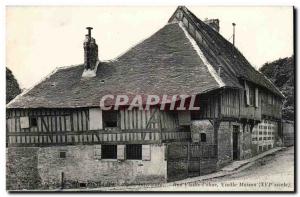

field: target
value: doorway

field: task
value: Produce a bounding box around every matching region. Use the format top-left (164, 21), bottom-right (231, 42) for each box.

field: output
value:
top-left (232, 125), bottom-right (239, 160)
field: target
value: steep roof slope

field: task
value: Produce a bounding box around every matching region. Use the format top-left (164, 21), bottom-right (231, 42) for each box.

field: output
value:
top-left (8, 6), bottom-right (284, 109)
top-left (8, 23), bottom-right (221, 108)
top-left (170, 6), bottom-right (284, 98)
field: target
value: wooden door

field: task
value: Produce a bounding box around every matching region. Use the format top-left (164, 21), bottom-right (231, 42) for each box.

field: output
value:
top-left (232, 126), bottom-right (239, 160)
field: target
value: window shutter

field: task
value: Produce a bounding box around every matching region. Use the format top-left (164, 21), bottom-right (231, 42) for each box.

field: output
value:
top-left (244, 81), bottom-right (250, 106)
top-left (94, 145), bottom-right (102, 160)
top-left (20, 116), bottom-right (30, 129)
top-left (255, 88), bottom-right (259, 108)
top-left (89, 108), bottom-right (103, 130)
top-left (117, 145), bottom-right (125, 160)
top-left (142, 145), bottom-right (151, 161)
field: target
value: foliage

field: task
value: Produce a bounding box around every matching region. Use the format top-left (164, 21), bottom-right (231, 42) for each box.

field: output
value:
top-left (6, 67), bottom-right (21, 104)
top-left (260, 56), bottom-right (294, 121)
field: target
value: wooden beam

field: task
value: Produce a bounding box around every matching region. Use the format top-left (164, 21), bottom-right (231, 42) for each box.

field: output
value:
top-left (41, 117), bottom-right (49, 132)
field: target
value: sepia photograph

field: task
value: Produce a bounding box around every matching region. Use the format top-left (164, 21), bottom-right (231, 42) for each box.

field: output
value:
top-left (5, 5), bottom-right (295, 192)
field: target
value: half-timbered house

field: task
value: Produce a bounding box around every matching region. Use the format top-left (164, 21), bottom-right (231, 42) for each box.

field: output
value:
top-left (6, 6), bottom-right (284, 189)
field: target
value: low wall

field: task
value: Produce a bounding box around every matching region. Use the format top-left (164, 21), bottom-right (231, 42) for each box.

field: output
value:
top-left (282, 121), bottom-right (294, 147)
top-left (166, 142), bottom-right (217, 182)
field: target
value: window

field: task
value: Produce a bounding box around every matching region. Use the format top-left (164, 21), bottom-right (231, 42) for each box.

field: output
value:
top-left (103, 111), bottom-right (118, 128)
top-left (245, 81), bottom-right (258, 107)
top-left (30, 117), bottom-right (38, 127)
top-left (79, 183), bottom-right (87, 188)
top-left (249, 85), bottom-right (255, 106)
top-left (200, 133), bottom-right (206, 142)
top-left (59, 151), bottom-right (66, 158)
top-left (259, 146), bottom-right (262, 152)
top-left (102, 145), bottom-right (117, 159)
top-left (126, 144), bottom-right (142, 160)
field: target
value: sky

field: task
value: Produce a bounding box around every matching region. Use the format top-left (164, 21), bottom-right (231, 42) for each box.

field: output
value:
top-left (6, 6), bottom-right (293, 89)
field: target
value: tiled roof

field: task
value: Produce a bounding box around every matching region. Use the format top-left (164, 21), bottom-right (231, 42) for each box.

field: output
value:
top-left (8, 6), bottom-right (283, 109)
top-left (178, 6), bottom-right (283, 97)
top-left (8, 23), bottom-right (220, 108)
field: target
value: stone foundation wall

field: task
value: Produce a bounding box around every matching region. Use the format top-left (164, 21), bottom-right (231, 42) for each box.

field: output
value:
top-left (191, 120), bottom-right (214, 144)
top-left (239, 124), bottom-right (252, 160)
top-left (216, 121), bottom-right (253, 167)
top-left (37, 144), bottom-right (167, 189)
top-left (7, 144), bottom-right (167, 190)
top-left (6, 147), bottom-right (41, 190)
top-left (217, 122), bottom-right (232, 167)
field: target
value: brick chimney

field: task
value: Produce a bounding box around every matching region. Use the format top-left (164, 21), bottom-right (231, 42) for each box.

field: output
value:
top-left (82, 27), bottom-right (99, 78)
top-left (204, 18), bottom-right (220, 32)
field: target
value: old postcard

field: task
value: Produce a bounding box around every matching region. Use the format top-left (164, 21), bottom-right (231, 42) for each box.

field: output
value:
top-left (6, 6), bottom-right (294, 192)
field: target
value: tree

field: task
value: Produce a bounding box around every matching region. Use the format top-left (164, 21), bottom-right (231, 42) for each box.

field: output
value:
top-left (260, 56), bottom-right (294, 121)
top-left (6, 67), bottom-right (21, 103)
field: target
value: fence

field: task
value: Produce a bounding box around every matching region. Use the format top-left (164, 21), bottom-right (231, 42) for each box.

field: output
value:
top-left (166, 142), bottom-right (217, 182)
